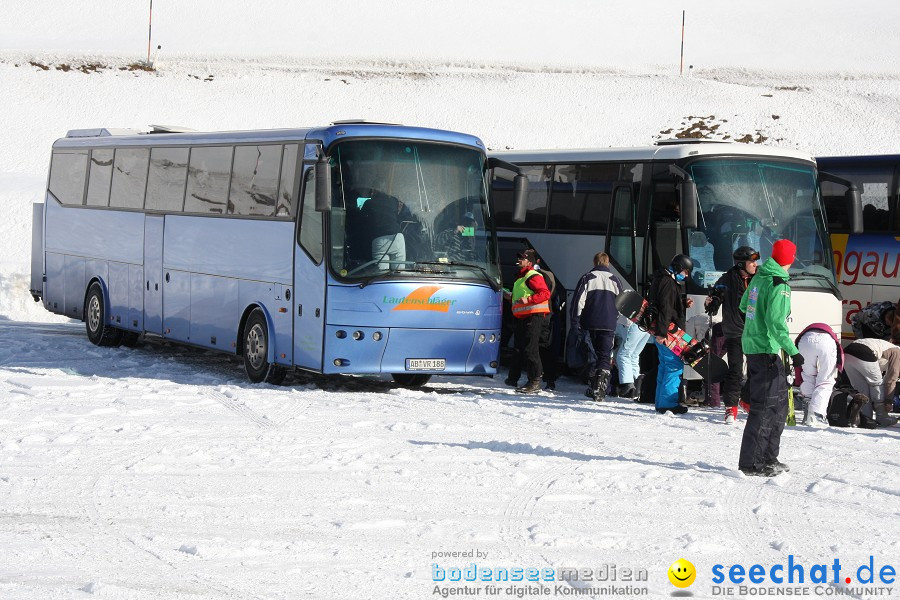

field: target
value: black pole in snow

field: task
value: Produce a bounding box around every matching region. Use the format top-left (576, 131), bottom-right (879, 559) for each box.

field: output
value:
top-left (147, 0), bottom-right (153, 65)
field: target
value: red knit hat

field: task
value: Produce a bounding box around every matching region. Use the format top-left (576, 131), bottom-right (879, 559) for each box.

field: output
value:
top-left (771, 239), bottom-right (796, 267)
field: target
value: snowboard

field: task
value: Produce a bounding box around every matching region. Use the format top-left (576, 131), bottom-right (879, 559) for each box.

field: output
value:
top-left (615, 289), bottom-right (728, 383)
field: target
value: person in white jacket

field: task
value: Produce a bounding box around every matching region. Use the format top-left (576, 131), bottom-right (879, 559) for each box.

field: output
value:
top-left (794, 323), bottom-right (843, 427)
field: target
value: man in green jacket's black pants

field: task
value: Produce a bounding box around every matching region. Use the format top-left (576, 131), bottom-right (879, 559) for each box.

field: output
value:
top-left (738, 239), bottom-right (804, 477)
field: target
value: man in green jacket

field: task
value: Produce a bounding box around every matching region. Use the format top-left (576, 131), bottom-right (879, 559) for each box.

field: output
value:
top-left (738, 239), bottom-right (804, 477)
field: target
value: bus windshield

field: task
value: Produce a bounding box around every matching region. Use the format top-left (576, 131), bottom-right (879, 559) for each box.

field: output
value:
top-left (328, 139), bottom-right (499, 287)
top-left (685, 158), bottom-right (835, 292)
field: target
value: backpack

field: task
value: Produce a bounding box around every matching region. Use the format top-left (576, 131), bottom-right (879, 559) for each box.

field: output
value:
top-left (827, 387), bottom-right (870, 428)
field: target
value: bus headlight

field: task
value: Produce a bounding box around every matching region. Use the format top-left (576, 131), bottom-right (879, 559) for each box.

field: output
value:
top-left (372, 331), bottom-right (382, 341)
top-left (478, 334), bottom-right (486, 343)
top-left (489, 334), bottom-right (497, 343)
top-left (352, 330), bottom-right (364, 340)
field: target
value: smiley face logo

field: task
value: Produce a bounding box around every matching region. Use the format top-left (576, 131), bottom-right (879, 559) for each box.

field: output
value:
top-left (667, 558), bottom-right (696, 588)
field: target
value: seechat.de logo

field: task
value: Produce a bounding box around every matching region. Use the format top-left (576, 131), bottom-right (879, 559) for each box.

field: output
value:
top-left (668, 558), bottom-right (697, 588)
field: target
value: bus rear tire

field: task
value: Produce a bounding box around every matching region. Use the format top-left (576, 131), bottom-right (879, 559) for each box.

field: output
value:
top-left (391, 373), bottom-right (432, 388)
top-left (242, 308), bottom-right (286, 385)
top-left (84, 283), bottom-right (123, 347)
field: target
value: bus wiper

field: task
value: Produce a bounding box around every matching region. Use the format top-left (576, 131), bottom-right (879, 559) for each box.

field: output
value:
top-left (794, 271), bottom-right (841, 297)
top-left (414, 261), bottom-right (501, 292)
top-left (357, 268), bottom-right (419, 289)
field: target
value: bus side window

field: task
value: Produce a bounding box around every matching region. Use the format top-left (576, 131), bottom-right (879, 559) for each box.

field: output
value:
top-left (86, 148), bottom-right (114, 207)
top-left (277, 144), bottom-right (300, 218)
top-left (820, 164), bottom-right (894, 233)
top-left (299, 169), bottom-right (324, 264)
top-left (820, 179), bottom-right (850, 232)
top-left (184, 146), bottom-right (232, 214)
top-left (860, 181), bottom-right (891, 232)
top-left (548, 163), bottom-right (618, 232)
top-left (229, 144), bottom-right (281, 217)
top-left (145, 147), bottom-right (189, 212)
top-left (110, 148), bottom-right (149, 210)
top-left (49, 150), bottom-right (88, 206)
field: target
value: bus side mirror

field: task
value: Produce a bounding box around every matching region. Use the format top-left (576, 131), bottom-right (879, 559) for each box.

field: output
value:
top-left (680, 179), bottom-right (698, 229)
top-left (847, 186), bottom-right (862, 234)
top-left (315, 153), bottom-right (332, 212)
top-left (511, 174), bottom-right (528, 224)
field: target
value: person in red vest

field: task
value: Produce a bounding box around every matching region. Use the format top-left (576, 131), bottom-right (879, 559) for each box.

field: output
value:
top-left (504, 249), bottom-right (552, 394)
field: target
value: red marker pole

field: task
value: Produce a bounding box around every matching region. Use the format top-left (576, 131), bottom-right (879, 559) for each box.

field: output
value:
top-left (147, 0), bottom-right (153, 64)
top-left (680, 10), bottom-right (685, 75)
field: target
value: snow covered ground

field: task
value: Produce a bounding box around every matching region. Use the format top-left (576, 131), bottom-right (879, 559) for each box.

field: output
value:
top-left (2, 2), bottom-right (900, 599)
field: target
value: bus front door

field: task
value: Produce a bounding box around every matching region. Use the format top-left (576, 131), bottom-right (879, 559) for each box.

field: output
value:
top-left (143, 215), bottom-right (164, 334)
top-left (293, 168), bottom-right (326, 371)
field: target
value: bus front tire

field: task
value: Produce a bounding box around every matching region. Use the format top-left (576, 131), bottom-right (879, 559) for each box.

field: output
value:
top-left (391, 373), bottom-right (432, 388)
top-left (242, 309), bottom-right (286, 385)
top-left (84, 283), bottom-right (123, 347)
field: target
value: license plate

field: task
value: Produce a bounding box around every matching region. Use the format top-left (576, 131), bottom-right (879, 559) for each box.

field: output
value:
top-left (406, 358), bottom-right (445, 371)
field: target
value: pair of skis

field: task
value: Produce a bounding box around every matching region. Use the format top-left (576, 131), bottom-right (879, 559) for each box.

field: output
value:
top-left (783, 351), bottom-right (796, 426)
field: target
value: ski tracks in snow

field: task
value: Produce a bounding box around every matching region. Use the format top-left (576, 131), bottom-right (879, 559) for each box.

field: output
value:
top-left (30, 434), bottom-right (255, 598)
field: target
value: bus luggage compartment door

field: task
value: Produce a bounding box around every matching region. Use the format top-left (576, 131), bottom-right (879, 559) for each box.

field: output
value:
top-left (144, 216), bottom-right (164, 334)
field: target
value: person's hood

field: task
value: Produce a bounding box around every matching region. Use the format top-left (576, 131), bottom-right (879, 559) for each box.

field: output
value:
top-left (755, 257), bottom-right (790, 280)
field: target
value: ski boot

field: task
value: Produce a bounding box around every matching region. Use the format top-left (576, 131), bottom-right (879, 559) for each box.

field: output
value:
top-left (516, 378), bottom-right (542, 394)
top-left (593, 369), bottom-right (610, 402)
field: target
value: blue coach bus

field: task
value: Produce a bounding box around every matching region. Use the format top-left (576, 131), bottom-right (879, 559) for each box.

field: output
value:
top-left (30, 122), bottom-right (526, 386)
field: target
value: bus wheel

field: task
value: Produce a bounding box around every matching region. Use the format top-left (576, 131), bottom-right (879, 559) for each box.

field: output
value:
top-left (391, 373), bottom-right (432, 388)
top-left (84, 283), bottom-right (123, 347)
top-left (242, 308), bottom-right (286, 385)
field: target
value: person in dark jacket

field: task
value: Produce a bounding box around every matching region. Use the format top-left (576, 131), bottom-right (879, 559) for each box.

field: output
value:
top-left (571, 252), bottom-right (622, 401)
top-left (648, 254), bottom-right (695, 414)
top-left (535, 263), bottom-right (562, 391)
top-left (738, 239), bottom-right (803, 477)
top-left (504, 249), bottom-right (552, 394)
top-left (704, 246), bottom-right (759, 424)
top-left (851, 300), bottom-right (896, 341)
top-left (435, 212), bottom-right (478, 262)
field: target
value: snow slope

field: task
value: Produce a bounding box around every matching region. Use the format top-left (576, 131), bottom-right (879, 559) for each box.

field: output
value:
top-left (2, 2), bottom-right (900, 599)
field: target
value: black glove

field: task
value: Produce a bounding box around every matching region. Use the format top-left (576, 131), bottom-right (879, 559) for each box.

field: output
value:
top-left (791, 353), bottom-right (805, 369)
top-left (705, 297), bottom-right (721, 316)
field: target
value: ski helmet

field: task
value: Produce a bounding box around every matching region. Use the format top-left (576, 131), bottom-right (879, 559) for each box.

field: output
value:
top-left (733, 246), bottom-right (759, 263)
top-left (669, 254), bottom-right (694, 274)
